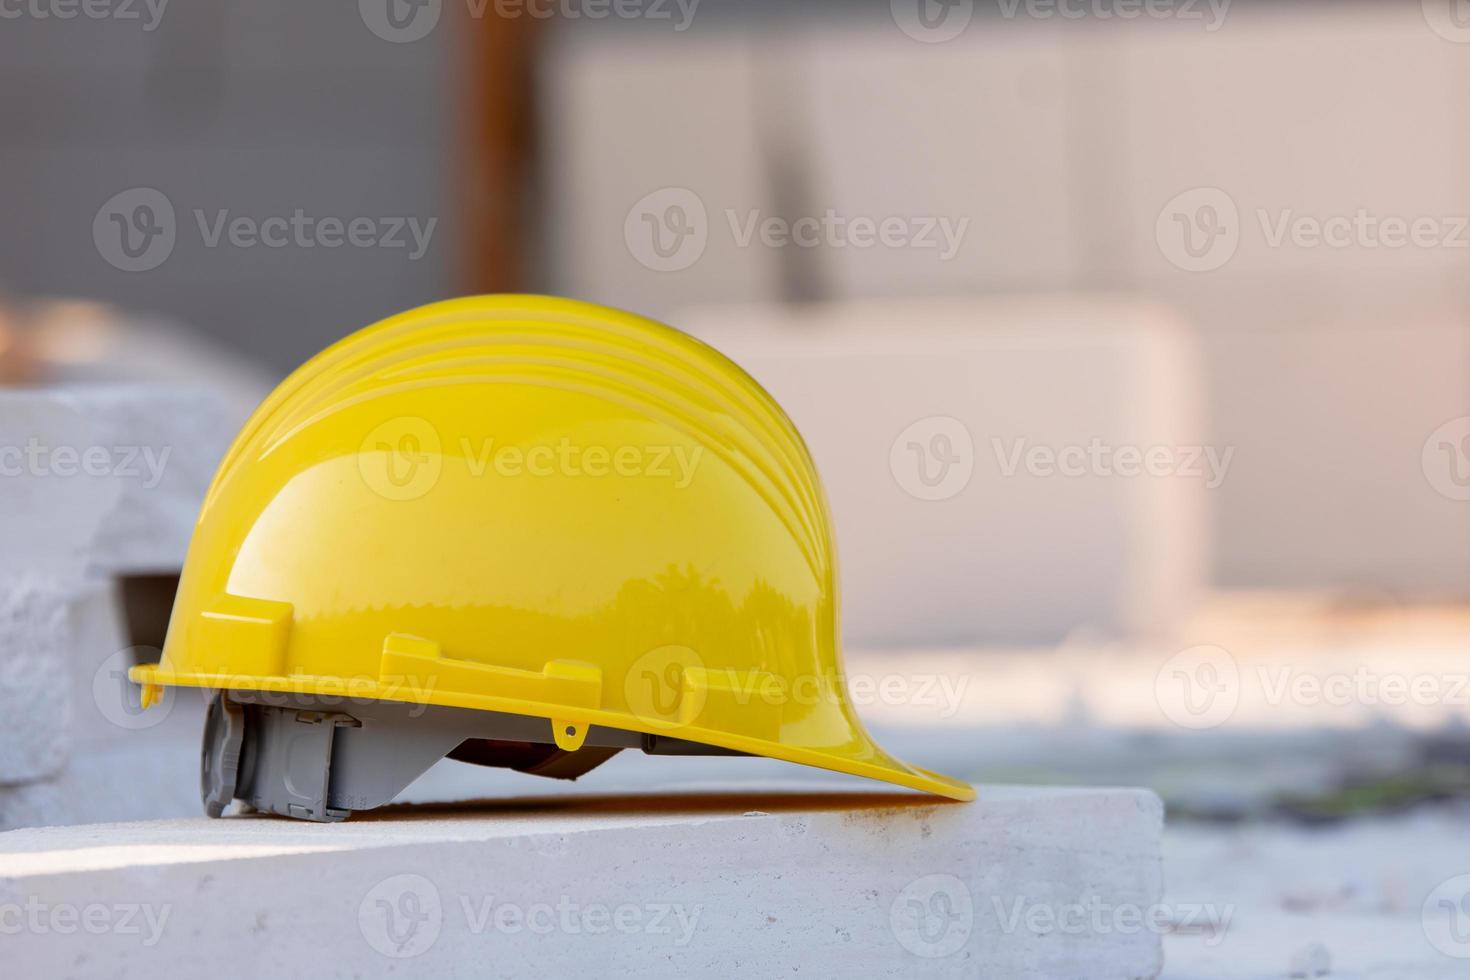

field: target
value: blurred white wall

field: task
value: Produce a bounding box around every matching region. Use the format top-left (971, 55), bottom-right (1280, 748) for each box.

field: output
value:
top-left (543, 3), bottom-right (1470, 597)
top-left (683, 296), bottom-right (1209, 646)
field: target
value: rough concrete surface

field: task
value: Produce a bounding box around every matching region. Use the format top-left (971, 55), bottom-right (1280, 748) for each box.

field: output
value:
top-left (0, 579), bottom-right (73, 784)
top-left (50, 385), bottom-right (236, 576)
top-left (0, 785), bottom-right (1164, 979)
top-left (0, 385), bottom-right (227, 798)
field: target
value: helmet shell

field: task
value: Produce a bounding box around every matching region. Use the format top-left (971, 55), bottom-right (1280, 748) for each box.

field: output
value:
top-left (133, 296), bottom-right (972, 801)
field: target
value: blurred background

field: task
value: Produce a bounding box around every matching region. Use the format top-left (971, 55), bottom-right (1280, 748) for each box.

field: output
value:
top-left (3, 0), bottom-right (1470, 974)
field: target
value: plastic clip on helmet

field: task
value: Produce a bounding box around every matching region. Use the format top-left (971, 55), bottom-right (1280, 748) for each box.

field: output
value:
top-left (130, 296), bottom-right (974, 821)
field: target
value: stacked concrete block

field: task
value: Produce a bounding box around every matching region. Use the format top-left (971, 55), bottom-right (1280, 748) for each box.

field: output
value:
top-left (0, 387), bottom-right (234, 828)
top-left (0, 392), bottom-right (119, 789)
top-left (50, 386), bottom-right (235, 577)
top-left (681, 296), bottom-right (1210, 646)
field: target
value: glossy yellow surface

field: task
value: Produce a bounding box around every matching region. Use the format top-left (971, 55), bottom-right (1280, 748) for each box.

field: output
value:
top-left (131, 296), bottom-right (973, 801)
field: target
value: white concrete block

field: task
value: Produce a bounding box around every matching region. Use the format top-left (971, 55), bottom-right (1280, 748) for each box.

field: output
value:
top-left (1198, 311), bottom-right (1470, 592)
top-left (0, 386), bottom-right (229, 791)
top-left (1113, 6), bottom-right (1466, 285)
top-left (0, 579), bottom-right (73, 785)
top-left (542, 31), bottom-right (779, 320)
top-left (51, 386), bottom-right (236, 575)
top-left (0, 785), bottom-right (1164, 979)
top-left (0, 576), bottom-right (203, 830)
top-left (0, 390), bottom-right (121, 584)
top-left (681, 296), bottom-right (1210, 645)
top-left (797, 24), bottom-right (1082, 295)
top-left (0, 391), bottom-right (120, 785)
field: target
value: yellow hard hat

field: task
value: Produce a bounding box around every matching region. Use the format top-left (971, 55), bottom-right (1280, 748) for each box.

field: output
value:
top-left (131, 295), bottom-right (973, 820)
